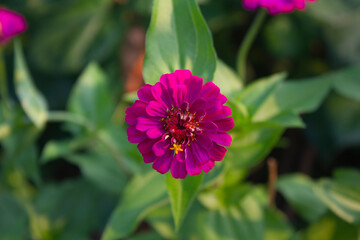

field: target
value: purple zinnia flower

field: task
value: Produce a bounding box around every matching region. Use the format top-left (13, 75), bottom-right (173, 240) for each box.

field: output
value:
top-left (243, 0), bottom-right (316, 14)
top-left (125, 70), bottom-right (234, 179)
top-left (0, 8), bottom-right (27, 44)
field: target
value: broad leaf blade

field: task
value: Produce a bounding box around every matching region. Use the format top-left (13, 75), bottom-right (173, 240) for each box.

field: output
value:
top-left (68, 63), bottom-right (114, 129)
top-left (277, 174), bottom-right (327, 222)
top-left (253, 77), bottom-right (332, 122)
top-left (331, 65), bottom-right (360, 102)
top-left (166, 173), bottom-right (204, 231)
top-left (14, 40), bottom-right (48, 129)
top-left (143, 0), bottom-right (216, 84)
top-left (101, 172), bottom-right (167, 240)
top-left (213, 59), bottom-right (243, 95)
top-left (314, 179), bottom-right (360, 225)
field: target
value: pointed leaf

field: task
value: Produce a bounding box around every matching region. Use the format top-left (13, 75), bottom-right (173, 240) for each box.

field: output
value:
top-left (14, 40), bottom-right (48, 128)
top-left (68, 63), bottom-right (114, 128)
top-left (166, 172), bottom-right (204, 231)
top-left (101, 172), bottom-right (167, 240)
top-left (277, 174), bottom-right (327, 222)
top-left (314, 179), bottom-right (360, 225)
top-left (143, 0), bottom-right (216, 84)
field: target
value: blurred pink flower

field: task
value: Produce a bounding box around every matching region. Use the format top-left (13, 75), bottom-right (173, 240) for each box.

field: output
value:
top-left (0, 8), bottom-right (27, 43)
top-left (125, 70), bottom-right (234, 179)
top-left (243, 0), bottom-right (316, 14)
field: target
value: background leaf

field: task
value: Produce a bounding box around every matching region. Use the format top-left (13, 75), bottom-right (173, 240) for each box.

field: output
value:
top-left (101, 171), bottom-right (167, 240)
top-left (277, 174), bottom-right (327, 222)
top-left (68, 63), bottom-right (114, 129)
top-left (166, 173), bottom-right (204, 231)
top-left (314, 179), bottom-right (360, 225)
top-left (143, 0), bottom-right (216, 84)
top-left (14, 40), bottom-right (48, 129)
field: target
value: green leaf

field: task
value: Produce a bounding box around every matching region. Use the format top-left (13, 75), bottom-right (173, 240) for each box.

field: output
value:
top-left (198, 191), bottom-right (264, 240)
top-left (35, 179), bottom-right (117, 239)
top-left (41, 137), bottom-right (91, 163)
top-left (29, 0), bottom-right (120, 73)
top-left (101, 172), bottom-right (167, 240)
top-left (0, 193), bottom-right (28, 240)
top-left (14, 40), bottom-right (48, 129)
top-left (236, 72), bottom-right (286, 117)
top-left (66, 150), bottom-right (126, 194)
top-left (166, 172), bottom-right (204, 231)
top-left (227, 126), bottom-right (284, 169)
top-left (253, 76), bottom-right (332, 122)
top-left (314, 179), bottom-right (360, 225)
top-left (68, 63), bottom-right (114, 129)
top-left (334, 168), bottom-right (360, 190)
top-left (277, 174), bottom-right (327, 222)
top-left (143, 0), bottom-right (216, 84)
top-left (331, 65), bottom-right (360, 102)
top-left (213, 59), bottom-right (243, 95)
top-left (265, 111), bottom-right (305, 128)
top-left (265, 208), bottom-right (298, 240)
top-left (304, 213), bottom-right (360, 240)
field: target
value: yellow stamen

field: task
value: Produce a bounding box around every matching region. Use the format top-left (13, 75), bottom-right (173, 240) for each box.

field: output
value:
top-left (170, 144), bottom-right (183, 154)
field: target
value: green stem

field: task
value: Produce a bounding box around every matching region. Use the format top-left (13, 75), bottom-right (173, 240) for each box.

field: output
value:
top-left (0, 49), bottom-right (10, 119)
top-left (236, 9), bottom-right (267, 83)
top-left (47, 111), bottom-right (91, 129)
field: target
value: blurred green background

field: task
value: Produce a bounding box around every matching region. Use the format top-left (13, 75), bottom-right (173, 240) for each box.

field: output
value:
top-left (0, 0), bottom-right (360, 239)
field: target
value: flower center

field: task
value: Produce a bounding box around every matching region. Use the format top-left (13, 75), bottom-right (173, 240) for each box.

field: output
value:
top-left (162, 107), bottom-right (202, 152)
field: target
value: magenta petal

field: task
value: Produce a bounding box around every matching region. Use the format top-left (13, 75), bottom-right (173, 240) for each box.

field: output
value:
top-left (146, 128), bottom-right (164, 139)
top-left (202, 160), bottom-right (215, 173)
top-left (136, 117), bottom-right (162, 132)
top-left (0, 9), bottom-right (27, 43)
top-left (213, 117), bottom-right (235, 132)
top-left (199, 120), bottom-right (218, 132)
top-left (152, 82), bottom-right (173, 108)
top-left (205, 105), bottom-right (232, 121)
top-left (146, 101), bottom-right (167, 117)
top-left (137, 139), bottom-right (158, 155)
top-left (189, 98), bottom-right (207, 113)
top-left (171, 159), bottom-right (187, 179)
top-left (209, 144), bottom-right (227, 161)
top-left (125, 100), bottom-right (148, 126)
top-left (153, 139), bottom-right (170, 156)
top-left (175, 150), bottom-right (185, 162)
top-left (137, 84), bottom-right (155, 102)
top-left (200, 81), bottom-right (220, 100)
top-left (190, 143), bottom-right (210, 165)
top-left (127, 126), bottom-right (147, 143)
top-left (171, 84), bottom-right (187, 107)
top-left (153, 150), bottom-right (173, 174)
top-left (185, 76), bottom-right (203, 104)
top-left (185, 148), bottom-right (202, 175)
top-left (206, 131), bottom-right (232, 147)
top-left (142, 152), bottom-right (157, 163)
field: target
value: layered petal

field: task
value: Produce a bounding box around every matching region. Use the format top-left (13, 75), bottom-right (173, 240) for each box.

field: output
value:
top-left (125, 69), bottom-right (234, 178)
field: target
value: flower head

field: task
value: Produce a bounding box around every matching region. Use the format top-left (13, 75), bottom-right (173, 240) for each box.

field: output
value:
top-left (0, 8), bottom-right (27, 44)
top-left (243, 0), bottom-right (316, 14)
top-left (125, 70), bottom-right (234, 179)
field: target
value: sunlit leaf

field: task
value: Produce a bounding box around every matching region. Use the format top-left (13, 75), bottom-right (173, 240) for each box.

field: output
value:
top-left (143, 0), bottom-right (216, 84)
top-left (213, 59), bottom-right (243, 95)
top-left (277, 174), bottom-right (327, 222)
top-left (314, 179), bottom-right (360, 225)
top-left (166, 173), bottom-right (203, 231)
top-left (304, 213), bottom-right (359, 240)
top-left (14, 40), bottom-right (48, 129)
